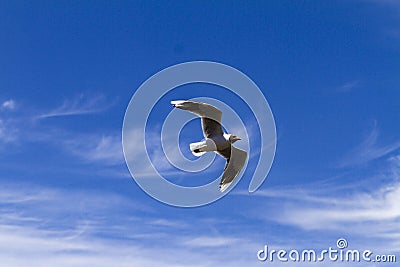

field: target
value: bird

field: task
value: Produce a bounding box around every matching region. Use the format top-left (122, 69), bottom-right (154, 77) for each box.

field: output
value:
top-left (171, 100), bottom-right (247, 192)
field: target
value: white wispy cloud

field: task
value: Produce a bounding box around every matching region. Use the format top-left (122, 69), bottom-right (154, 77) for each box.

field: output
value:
top-left (149, 218), bottom-right (188, 228)
top-left (270, 182), bottom-right (400, 229)
top-left (1, 99), bottom-right (16, 110)
top-left (336, 80), bottom-right (360, 93)
top-left (0, 224), bottom-right (202, 267)
top-left (338, 123), bottom-right (400, 167)
top-left (38, 94), bottom-right (113, 118)
top-left (123, 128), bottom-right (194, 177)
top-left (1, 157), bottom-right (398, 267)
top-left (0, 183), bottom-right (261, 267)
top-left (123, 128), bottom-right (156, 176)
top-left (226, 147), bottom-right (400, 262)
top-left (0, 224), bottom-right (261, 267)
top-left (245, 154), bottom-right (400, 257)
top-left (65, 133), bottom-right (124, 166)
top-left (0, 118), bottom-right (18, 143)
top-left (0, 97), bottom-right (123, 162)
top-left (184, 236), bottom-right (240, 247)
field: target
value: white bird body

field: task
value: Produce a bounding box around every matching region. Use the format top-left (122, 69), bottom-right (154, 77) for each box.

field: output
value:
top-left (171, 100), bottom-right (247, 192)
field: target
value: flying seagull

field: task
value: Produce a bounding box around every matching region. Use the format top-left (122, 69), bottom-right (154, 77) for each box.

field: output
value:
top-left (171, 100), bottom-right (247, 192)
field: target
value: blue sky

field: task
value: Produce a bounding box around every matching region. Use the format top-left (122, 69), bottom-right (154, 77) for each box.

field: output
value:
top-left (1, 1), bottom-right (400, 266)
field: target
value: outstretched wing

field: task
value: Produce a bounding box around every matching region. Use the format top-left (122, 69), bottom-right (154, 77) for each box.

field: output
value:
top-left (219, 146), bottom-right (247, 192)
top-left (171, 100), bottom-right (223, 138)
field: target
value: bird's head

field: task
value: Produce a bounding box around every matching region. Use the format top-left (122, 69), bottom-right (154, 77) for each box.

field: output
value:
top-left (229, 134), bottom-right (241, 143)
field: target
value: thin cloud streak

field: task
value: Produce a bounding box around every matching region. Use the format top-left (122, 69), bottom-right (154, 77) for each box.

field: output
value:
top-left (184, 236), bottom-right (240, 247)
top-left (336, 80), bottom-right (360, 93)
top-left (38, 94), bottom-right (113, 119)
top-left (338, 123), bottom-right (400, 168)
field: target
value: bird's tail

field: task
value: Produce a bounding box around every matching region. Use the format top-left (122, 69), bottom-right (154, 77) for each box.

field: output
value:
top-left (170, 100), bottom-right (186, 108)
top-left (189, 141), bottom-right (207, 156)
top-left (189, 139), bottom-right (217, 157)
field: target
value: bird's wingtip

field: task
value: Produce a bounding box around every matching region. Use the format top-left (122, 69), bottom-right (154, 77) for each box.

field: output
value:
top-left (219, 182), bottom-right (232, 192)
top-left (171, 100), bottom-right (186, 106)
